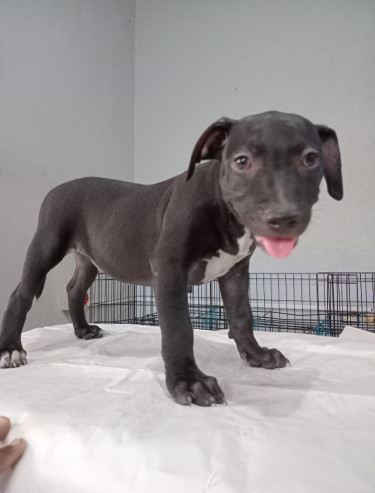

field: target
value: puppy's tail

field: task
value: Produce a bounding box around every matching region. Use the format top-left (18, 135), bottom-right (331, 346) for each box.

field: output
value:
top-left (35, 276), bottom-right (46, 300)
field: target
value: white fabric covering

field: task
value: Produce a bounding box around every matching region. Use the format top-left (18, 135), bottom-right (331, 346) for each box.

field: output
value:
top-left (1, 324), bottom-right (375, 493)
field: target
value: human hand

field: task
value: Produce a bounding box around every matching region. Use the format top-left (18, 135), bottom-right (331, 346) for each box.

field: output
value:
top-left (0, 417), bottom-right (26, 473)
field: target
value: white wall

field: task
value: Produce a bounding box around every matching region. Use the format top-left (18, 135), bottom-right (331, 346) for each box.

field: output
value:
top-left (0, 0), bottom-right (135, 329)
top-left (135, 0), bottom-right (375, 273)
top-left (1, 1), bottom-right (374, 331)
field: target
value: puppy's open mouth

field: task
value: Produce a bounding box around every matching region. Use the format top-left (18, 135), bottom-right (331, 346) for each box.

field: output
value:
top-left (255, 236), bottom-right (298, 258)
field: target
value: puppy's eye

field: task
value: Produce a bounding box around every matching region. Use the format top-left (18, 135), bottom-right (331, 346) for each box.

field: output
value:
top-left (234, 155), bottom-right (251, 170)
top-left (302, 152), bottom-right (319, 168)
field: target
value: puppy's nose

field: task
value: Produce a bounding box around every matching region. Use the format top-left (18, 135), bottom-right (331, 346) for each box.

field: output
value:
top-left (267, 213), bottom-right (299, 231)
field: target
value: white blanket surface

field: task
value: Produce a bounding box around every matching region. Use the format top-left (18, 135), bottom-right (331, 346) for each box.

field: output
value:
top-left (1, 324), bottom-right (375, 493)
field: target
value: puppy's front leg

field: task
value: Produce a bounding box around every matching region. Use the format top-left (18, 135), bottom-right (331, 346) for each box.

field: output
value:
top-left (219, 259), bottom-right (289, 369)
top-left (153, 262), bottom-right (225, 406)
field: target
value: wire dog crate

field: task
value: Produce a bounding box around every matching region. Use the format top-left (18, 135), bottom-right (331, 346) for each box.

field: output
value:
top-left (88, 273), bottom-right (375, 337)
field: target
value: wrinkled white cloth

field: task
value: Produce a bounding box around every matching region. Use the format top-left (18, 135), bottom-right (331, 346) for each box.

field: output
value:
top-left (1, 324), bottom-right (375, 493)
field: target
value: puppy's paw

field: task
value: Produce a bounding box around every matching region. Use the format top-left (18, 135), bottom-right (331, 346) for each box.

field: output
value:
top-left (0, 349), bottom-right (27, 369)
top-left (169, 373), bottom-right (226, 407)
top-left (74, 325), bottom-right (104, 340)
top-left (240, 346), bottom-right (289, 369)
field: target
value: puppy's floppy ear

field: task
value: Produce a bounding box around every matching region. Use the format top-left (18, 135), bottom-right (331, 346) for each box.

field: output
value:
top-left (187, 117), bottom-right (236, 180)
top-left (315, 125), bottom-right (343, 200)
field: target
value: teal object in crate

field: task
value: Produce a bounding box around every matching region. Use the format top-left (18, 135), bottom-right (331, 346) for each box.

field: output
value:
top-left (315, 319), bottom-right (330, 336)
top-left (201, 307), bottom-right (220, 329)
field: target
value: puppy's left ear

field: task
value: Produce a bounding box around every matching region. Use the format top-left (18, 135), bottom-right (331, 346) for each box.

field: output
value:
top-left (187, 117), bottom-right (236, 180)
top-left (315, 125), bottom-right (343, 200)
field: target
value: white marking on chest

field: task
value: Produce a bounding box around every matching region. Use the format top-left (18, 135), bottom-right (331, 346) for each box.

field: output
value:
top-left (202, 230), bottom-right (254, 283)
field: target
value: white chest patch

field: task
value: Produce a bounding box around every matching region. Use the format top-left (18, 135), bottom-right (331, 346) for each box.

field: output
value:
top-left (202, 230), bottom-right (254, 283)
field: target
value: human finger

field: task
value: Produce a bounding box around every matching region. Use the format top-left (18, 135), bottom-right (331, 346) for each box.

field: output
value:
top-left (0, 417), bottom-right (11, 441)
top-left (0, 439), bottom-right (26, 473)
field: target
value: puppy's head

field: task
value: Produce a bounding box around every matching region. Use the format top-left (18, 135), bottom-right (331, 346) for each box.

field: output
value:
top-left (188, 111), bottom-right (342, 258)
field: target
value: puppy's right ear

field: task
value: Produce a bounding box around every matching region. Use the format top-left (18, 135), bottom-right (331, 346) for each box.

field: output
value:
top-left (187, 117), bottom-right (236, 180)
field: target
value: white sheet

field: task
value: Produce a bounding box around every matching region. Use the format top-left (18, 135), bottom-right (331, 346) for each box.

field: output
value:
top-left (1, 324), bottom-right (375, 493)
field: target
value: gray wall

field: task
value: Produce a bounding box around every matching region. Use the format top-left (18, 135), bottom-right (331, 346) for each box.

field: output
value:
top-left (0, 0), bottom-right (135, 329)
top-left (135, 0), bottom-right (375, 273)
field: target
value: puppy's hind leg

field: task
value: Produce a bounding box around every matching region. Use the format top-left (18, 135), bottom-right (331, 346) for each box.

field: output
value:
top-left (67, 254), bottom-right (103, 340)
top-left (0, 229), bottom-right (67, 368)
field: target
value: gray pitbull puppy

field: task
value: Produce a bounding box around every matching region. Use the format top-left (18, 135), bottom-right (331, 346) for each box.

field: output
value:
top-left (0, 111), bottom-right (343, 406)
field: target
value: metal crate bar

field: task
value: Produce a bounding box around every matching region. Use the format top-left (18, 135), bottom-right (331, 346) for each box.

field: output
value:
top-left (88, 272), bottom-right (375, 337)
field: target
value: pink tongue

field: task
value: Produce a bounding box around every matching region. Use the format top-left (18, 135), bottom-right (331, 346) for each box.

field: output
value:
top-left (255, 236), bottom-right (297, 258)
